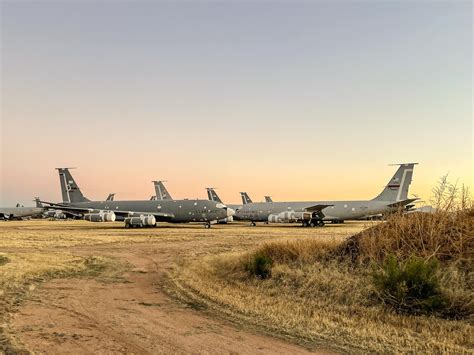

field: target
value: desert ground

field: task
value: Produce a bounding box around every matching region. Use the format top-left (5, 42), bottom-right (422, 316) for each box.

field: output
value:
top-left (0, 220), bottom-right (366, 354)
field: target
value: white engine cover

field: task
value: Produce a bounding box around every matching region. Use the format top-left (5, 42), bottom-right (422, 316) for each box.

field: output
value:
top-left (268, 211), bottom-right (312, 223)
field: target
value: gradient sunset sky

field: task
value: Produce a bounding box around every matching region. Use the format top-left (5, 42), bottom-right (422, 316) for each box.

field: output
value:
top-left (1, 1), bottom-right (472, 206)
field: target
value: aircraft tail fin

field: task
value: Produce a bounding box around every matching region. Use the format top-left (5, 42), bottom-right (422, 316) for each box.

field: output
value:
top-left (56, 168), bottom-right (90, 203)
top-left (34, 197), bottom-right (43, 208)
top-left (264, 196), bottom-right (273, 203)
top-left (372, 163), bottom-right (417, 202)
top-left (106, 193), bottom-right (115, 201)
top-left (240, 192), bottom-right (253, 205)
top-left (206, 188), bottom-right (223, 203)
top-left (153, 181), bottom-right (173, 200)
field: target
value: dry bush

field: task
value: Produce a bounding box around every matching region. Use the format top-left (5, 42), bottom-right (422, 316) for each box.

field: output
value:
top-left (338, 209), bottom-right (473, 266)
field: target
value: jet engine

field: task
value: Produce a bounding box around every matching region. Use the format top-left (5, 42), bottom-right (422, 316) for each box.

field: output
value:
top-left (45, 210), bottom-right (67, 219)
top-left (124, 215), bottom-right (156, 228)
top-left (268, 211), bottom-right (312, 223)
top-left (84, 211), bottom-right (116, 222)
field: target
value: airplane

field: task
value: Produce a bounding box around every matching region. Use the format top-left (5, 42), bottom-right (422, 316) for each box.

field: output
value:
top-left (0, 199), bottom-right (44, 220)
top-left (233, 163), bottom-right (418, 227)
top-left (265, 196), bottom-right (273, 203)
top-left (40, 168), bottom-right (233, 228)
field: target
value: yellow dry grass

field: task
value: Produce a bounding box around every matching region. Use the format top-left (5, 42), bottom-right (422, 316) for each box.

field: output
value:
top-left (5, 218), bottom-right (435, 353)
top-left (170, 212), bottom-right (474, 353)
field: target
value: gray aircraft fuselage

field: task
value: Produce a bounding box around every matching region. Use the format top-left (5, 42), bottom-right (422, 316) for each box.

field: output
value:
top-left (233, 200), bottom-right (400, 222)
top-left (0, 207), bottom-right (44, 220)
top-left (63, 199), bottom-right (229, 223)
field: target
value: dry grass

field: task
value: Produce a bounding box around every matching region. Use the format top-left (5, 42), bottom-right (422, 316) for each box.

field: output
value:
top-left (171, 211), bottom-right (474, 353)
top-left (339, 209), bottom-right (474, 265)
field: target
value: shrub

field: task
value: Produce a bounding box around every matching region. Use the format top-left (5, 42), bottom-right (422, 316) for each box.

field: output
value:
top-left (372, 254), bottom-right (446, 315)
top-left (245, 252), bottom-right (273, 279)
top-left (0, 254), bottom-right (9, 266)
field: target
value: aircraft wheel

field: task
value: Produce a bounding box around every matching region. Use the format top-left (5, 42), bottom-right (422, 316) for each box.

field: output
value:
top-left (125, 222), bottom-right (130, 229)
top-left (204, 223), bottom-right (211, 229)
top-left (318, 220), bottom-right (325, 227)
top-left (309, 221), bottom-right (316, 227)
top-left (250, 222), bottom-right (256, 227)
top-left (302, 221), bottom-right (309, 227)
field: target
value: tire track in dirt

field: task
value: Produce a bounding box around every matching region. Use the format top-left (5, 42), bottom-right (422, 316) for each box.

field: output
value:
top-left (9, 241), bottom-right (328, 354)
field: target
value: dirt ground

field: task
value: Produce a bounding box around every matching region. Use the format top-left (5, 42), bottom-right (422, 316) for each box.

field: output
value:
top-left (0, 220), bottom-right (367, 354)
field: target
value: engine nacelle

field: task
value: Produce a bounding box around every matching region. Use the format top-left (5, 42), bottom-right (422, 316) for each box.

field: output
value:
top-left (45, 210), bottom-right (67, 219)
top-left (84, 211), bottom-right (116, 222)
top-left (124, 215), bottom-right (156, 228)
top-left (268, 211), bottom-right (312, 223)
top-left (216, 216), bottom-right (233, 224)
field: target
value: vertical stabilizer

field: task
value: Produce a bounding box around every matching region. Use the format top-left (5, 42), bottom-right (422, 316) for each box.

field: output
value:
top-left (106, 193), bottom-right (115, 201)
top-left (56, 168), bottom-right (90, 203)
top-left (264, 196), bottom-right (273, 203)
top-left (240, 192), bottom-right (253, 205)
top-left (153, 181), bottom-right (173, 200)
top-left (372, 163), bottom-right (417, 202)
top-left (34, 197), bottom-right (43, 208)
top-left (206, 188), bottom-right (223, 203)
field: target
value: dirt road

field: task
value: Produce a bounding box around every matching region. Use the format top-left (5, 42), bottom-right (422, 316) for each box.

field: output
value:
top-left (2, 221), bottom-right (362, 353)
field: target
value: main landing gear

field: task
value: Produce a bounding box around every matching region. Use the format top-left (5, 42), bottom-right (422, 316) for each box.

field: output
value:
top-left (302, 219), bottom-right (325, 228)
top-left (204, 222), bottom-right (211, 229)
top-left (250, 221), bottom-right (257, 227)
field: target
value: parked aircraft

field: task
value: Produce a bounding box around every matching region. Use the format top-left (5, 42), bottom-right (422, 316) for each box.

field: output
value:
top-left (41, 168), bottom-right (233, 228)
top-left (0, 199), bottom-right (44, 220)
top-left (234, 163), bottom-right (418, 227)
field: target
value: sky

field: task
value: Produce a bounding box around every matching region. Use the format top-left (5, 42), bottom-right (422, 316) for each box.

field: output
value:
top-left (0, 1), bottom-right (472, 206)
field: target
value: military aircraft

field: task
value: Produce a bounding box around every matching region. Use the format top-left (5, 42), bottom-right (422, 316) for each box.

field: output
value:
top-left (233, 163), bottom-right (418, 227)
top-left (0, 199), bottom-right (44, 220)
top-left (41, 168), bottom-right (233, 228)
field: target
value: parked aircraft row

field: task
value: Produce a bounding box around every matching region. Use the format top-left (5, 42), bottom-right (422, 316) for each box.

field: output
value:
top-left (1, 163), bottom-right (418, 228)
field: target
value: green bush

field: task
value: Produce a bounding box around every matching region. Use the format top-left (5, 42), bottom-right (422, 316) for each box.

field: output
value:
top-left (372, 254), bottom-right (446, 315)
top-left (245, 252), bottom-right (273, 279)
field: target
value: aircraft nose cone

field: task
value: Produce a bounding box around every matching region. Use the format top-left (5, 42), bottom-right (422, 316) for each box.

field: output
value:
top-left (227, 208), bottom-right (235, 217)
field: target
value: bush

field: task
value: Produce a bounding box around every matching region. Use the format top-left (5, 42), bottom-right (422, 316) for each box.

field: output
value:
top-left (372, 255), bottom-right (446, 315)
top-left (245, 252), bottom-right (273, 279)
top-left (0, 254), bottom-right (9, 266)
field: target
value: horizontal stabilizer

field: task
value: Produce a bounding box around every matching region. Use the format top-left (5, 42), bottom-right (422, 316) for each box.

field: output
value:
top-left (387, 198), bottom-right (419, 208)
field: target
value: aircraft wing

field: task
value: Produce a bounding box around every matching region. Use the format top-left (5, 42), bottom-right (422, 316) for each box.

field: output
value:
top-left (303, 204), bottom-right (333, 219)
top-left (387, 198), bottom-right (419, 208)
top-left (40, 201), bottom-right (175, 221)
